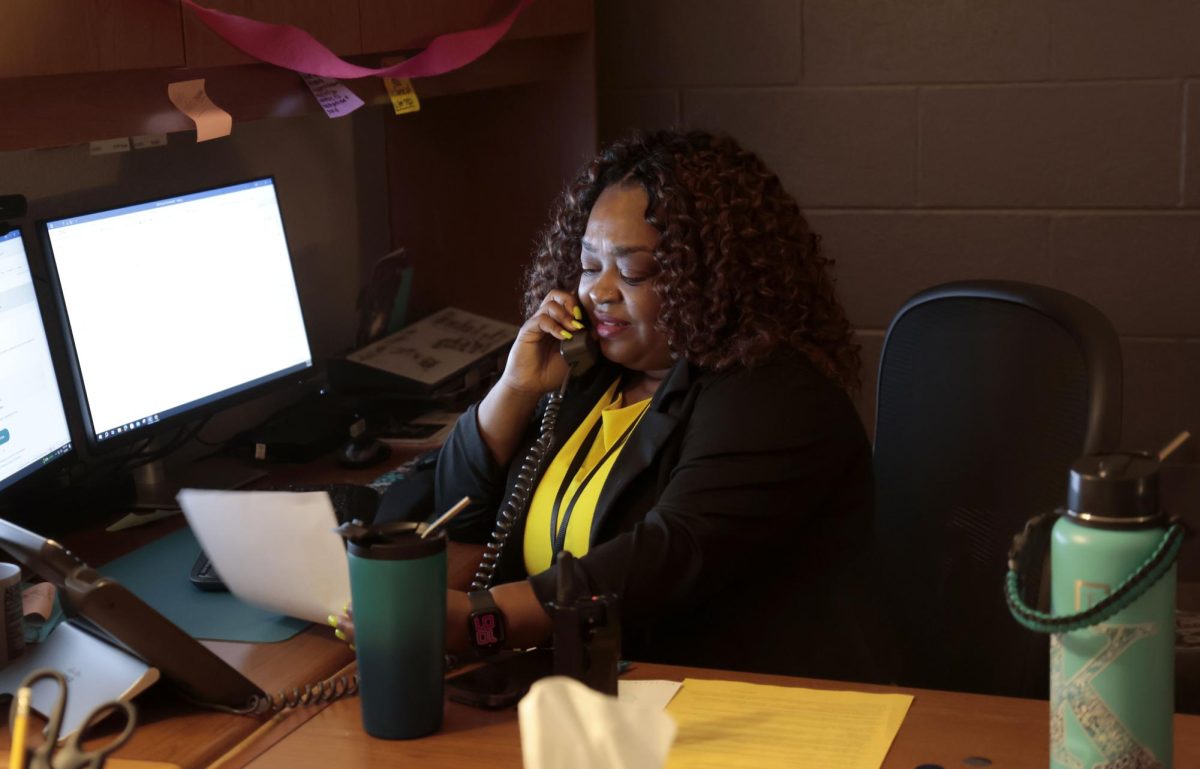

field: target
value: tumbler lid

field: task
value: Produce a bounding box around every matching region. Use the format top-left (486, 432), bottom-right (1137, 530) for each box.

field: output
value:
top-left (1066, 452), bottom-right (1163, 526)
top-left (336, 520), bottom-right (446, 560)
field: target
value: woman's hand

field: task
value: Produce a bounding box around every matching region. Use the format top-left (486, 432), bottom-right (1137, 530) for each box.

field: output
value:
top-left (329, 604), bottom-right (355, 649)
top-left (497, 290), bottom-right (587, 397)
top-left (477, 290), bottom-right (588, 465)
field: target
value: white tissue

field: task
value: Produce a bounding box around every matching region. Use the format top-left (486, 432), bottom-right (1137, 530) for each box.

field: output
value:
top-left (519, 676), bottom-right (677, 769)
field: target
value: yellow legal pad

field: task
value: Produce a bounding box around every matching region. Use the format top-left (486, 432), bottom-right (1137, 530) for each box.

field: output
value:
top-left (665, 678), bottom-right (913, 769)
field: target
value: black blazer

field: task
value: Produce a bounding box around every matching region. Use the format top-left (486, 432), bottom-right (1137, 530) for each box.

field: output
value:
top-left (436, 350), bottom-right (876, 680)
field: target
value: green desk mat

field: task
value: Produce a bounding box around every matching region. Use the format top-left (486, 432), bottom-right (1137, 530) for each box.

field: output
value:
top-left (100, 527), bottom-right (309, 643)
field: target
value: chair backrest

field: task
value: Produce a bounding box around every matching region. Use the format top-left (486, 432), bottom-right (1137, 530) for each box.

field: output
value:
top-left (872, 280), bottom-right (1122, 698)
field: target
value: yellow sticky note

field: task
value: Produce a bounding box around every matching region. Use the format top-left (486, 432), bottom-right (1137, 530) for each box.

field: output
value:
top-left (383, 77), bottom-right (420, 115)
top-left (665, 678), bottom-right (913, 769)
top-left (167, 79), bottom-right (232, 142)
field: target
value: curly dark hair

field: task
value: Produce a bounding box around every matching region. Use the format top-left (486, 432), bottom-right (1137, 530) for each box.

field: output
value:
top-left (525, 129), bottom-right (861, 390)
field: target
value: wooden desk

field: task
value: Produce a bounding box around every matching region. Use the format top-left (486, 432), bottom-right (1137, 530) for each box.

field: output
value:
top-left (98, 628), bottom-right (354, 769)
top-left (34, 453), bottom-right (1200, 768)
top-left (37, 454), bottom-right (383, 768)
top-left (237, 664), bottom-right (1200, 769)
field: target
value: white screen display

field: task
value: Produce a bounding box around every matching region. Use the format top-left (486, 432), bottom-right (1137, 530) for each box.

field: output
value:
top-left (0, 229), bottom-right (72, 490)
top-left (44, 179), bottom-right (312, 441)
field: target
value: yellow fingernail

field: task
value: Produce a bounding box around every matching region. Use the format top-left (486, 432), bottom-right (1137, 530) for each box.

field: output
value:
top-left (343, 601), bottom-right (351, 614)
top-left (327, 614), bottom-right (338, 628)
top-left (571, 320), bottom-right (585, 330)
top-left (335, 629), bottom-right (347, 641)
top-left (572, 306), bottom-right (582, 321)
top-left (349, 644), bottom-right (356, 652)
top-left (560, 330), bottom-right (573, 340)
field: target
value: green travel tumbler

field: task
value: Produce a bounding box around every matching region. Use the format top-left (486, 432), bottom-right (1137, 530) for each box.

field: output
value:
top-left (1049, 454), bottom-right (1178, 769)
top-left (343, 521), bottom-right (446, 740)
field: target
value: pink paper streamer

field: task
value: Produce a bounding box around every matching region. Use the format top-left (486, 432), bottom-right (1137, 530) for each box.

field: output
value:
top-left (182, 0), bottom-right (536, 80)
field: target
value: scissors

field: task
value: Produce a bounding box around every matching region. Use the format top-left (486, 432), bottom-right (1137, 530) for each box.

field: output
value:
top-left (8, 668), bottom-right (137, 769)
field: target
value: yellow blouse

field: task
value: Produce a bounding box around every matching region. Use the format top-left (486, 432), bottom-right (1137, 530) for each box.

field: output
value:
top-left (522, 380), bottom-right (652, 575)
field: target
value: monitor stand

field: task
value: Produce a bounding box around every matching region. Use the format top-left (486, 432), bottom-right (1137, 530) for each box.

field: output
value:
top-left (110, 457), bottom-right (266, 531)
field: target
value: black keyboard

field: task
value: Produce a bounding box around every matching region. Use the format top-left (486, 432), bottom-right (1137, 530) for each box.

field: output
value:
top-left (258, 482), bottom-right (381, 524)
top-left (188, 483), bottom-right (381, 592)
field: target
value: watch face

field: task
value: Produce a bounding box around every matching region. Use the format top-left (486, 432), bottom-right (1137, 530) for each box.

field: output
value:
top-left (470, 611), bottom-right (505, 648)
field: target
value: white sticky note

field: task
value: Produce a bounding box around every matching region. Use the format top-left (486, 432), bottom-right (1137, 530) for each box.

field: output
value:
top-left (301, 74), bottom-right (365, 118)
top-left (89, 137), bottom-right (131, 155)
top-left (132, 134), bottom-right (168, 149)
top-left (177, 489), bottom-right (350, 624)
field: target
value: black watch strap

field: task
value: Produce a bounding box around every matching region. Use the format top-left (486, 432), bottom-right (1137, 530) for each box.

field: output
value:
top-left (467, 590), bottom-right (506, 652)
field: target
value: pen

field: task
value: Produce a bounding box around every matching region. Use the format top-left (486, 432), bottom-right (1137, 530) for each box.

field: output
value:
top-left (419, 496), bottom-right (471, 539)
top-left (1156, 429), bottom-right (1191, 462)
top-left (9, 686), bottom-right (30, 769)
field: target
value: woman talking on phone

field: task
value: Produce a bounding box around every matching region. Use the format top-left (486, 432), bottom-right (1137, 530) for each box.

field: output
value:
top-left (435, 129), bottom-right (874, 679)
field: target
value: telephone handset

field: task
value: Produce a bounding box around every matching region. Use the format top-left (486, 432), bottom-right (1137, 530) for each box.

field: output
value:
top-left (469, 315), bottom-right (598, 591)
top-left (559, 327), bottom-right (599, 379)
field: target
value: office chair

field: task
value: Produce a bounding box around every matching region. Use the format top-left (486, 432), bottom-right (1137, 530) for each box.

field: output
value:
top-left (872, 280), bottom-right (1122, 698)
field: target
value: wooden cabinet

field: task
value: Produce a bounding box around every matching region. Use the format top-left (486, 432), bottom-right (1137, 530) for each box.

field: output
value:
top-left (0, 0), bottom-right (594, 152)
top-left (0, 0), bottom-right (183, 78)
top-left (181, 0), bottom-right (362, 68)
top-left (358, 0), bottom-right (591, 53)
top-left (179, 0), bottom-right (589, 69)
top-left (0, 0), bottom-right (593, 76)
top-left (181, 0), bottom-right (592, 67)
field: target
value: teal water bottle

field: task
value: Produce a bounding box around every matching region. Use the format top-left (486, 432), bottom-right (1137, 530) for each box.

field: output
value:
top-left (1050, 454), bottom-right (1180, 768)
top-left (1007, 453), bottom-right (1186, 769)
top-left (340, 521), bottom-right (446, 740)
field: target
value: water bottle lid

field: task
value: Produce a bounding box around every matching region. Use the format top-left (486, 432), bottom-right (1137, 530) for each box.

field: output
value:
top-left (1066, 452), bottom-right (1163, 526)
top-left (336, 520), bottom-right (446, 559)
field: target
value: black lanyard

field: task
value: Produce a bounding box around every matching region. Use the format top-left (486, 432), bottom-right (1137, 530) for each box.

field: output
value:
top-left (548, 404), bottom-right (647, 558)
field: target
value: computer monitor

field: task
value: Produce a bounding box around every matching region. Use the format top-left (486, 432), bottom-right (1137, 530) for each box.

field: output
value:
top-left (39, 178), bottom-right (314, 499)
top-left (0, 228), bottom-right (73, 494)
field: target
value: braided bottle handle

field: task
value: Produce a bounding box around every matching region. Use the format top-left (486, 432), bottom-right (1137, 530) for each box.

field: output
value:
top-left (1005, 513), bottom-right (1185, 634)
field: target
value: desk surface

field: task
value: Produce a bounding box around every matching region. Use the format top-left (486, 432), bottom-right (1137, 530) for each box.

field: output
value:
top-left (36, 453), bottom-right (1200, 768)
top-left (46, 454), bottom-right (376, 769)
top-left (237, 663), bottom-right (1200, 769)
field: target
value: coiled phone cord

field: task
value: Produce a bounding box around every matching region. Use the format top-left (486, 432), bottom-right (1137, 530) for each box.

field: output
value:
top-left (469, 377), bottom-right (568, 592)
top-left (254, 672), bottom-right (360, 713)
top-left (183, 666), bottom-right (360, 716)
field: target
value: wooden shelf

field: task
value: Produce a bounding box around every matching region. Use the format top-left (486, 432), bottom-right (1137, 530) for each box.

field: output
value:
top-left (181, 0), bottom-right (363, 68)
top-left (0, 32), bottom-right (588, 152)
top-left (181, 0), bottom-right (590, 68)
top-left (0, 0), bottom-right (184, 79)
top-left (0, 0), bottom-right (593, 152)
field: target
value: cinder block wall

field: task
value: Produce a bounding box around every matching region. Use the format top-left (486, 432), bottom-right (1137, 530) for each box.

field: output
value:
top-left (597, 0), bottom-right (1200, 458)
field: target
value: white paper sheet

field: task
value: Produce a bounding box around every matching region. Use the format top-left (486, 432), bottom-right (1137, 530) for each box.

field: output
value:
top-left (176, 488), bottom-right (350, 624)
top-left (619, 680), bottom-right (683, 711)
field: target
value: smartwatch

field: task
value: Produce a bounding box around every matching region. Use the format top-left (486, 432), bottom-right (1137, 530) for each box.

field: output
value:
top-left (466, 590), bottom-right (507, 652)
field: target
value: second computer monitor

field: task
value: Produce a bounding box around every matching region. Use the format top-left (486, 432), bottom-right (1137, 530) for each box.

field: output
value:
top-left (41, 178), bottom-right (314, 447)
top-left (0, 228), bottom-right (73, 493)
